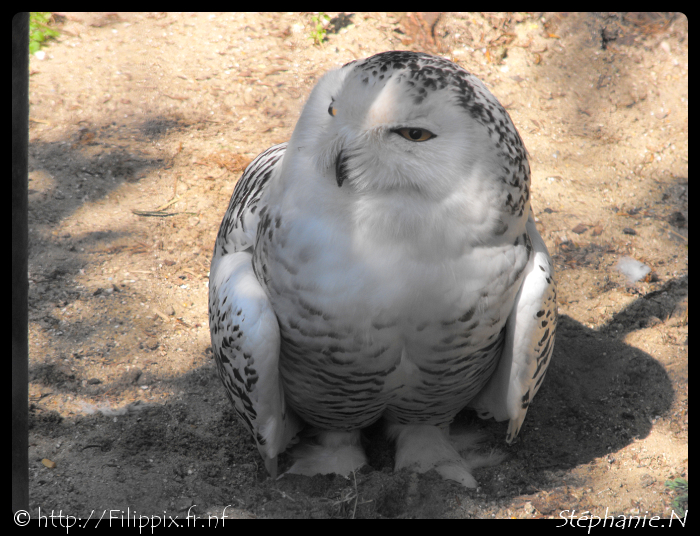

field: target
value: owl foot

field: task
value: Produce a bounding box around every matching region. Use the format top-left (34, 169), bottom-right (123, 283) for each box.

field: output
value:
top-left (388, 424), bottom-right (506, 488)
top-left (285, 430), bottom-right (366, 477)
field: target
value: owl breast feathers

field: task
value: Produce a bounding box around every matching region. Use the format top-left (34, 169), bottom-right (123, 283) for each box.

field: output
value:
top-left (209, 51), bottom-right (556, 487)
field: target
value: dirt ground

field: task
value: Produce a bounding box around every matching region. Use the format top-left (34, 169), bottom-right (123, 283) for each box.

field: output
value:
top-left (26, 12), bottom-right (687, 520)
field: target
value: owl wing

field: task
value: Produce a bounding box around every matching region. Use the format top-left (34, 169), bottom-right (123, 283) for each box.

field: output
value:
top-left (471, 213), bottom-right (557, 443)
top-left (209, 143), bottom-right (301, 477)
top-left (213, 143), bottom-right (287, 255)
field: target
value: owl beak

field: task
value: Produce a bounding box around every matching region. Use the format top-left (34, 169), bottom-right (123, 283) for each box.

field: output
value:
top-left (335, 150), bottom-right (349, 187)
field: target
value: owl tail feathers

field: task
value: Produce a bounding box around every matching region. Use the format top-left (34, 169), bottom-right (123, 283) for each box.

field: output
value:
top-left (284, 430), bottom-right (367, 477)
top-left (258, 408), bottom-right (304, 479)
top-left (388, 424), bottom-right (506, 489)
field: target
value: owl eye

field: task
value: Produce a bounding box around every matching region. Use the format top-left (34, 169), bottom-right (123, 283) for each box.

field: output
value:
top-left (328, 102), bottom-right (337, 116)
top-left (393, 127), bottom-right (436, 142)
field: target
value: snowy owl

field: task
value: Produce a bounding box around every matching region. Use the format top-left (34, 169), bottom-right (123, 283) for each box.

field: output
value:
top-left (209, 51), bottom-right (557, 487)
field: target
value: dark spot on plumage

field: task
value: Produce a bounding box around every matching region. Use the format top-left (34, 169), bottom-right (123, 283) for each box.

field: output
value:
top-left (282, 333), bottom-right (303, 349)
top-left (244, 365), bottom-right (258, 383)
top-left (362, 77), bottom-right (368, 84)
top-left (520, 389), bottom-right (531, 409)
top-left (232, 367), bottom-right (244, 384)
top-left (298, 298), bottom-right (323, 317)
top-left (534, 355), bottom-right (549, 380)
top-left (458, 307), bottom-right (476, 323)
top-left (336, 150), bottom-right (350, 187)
top-left (482, 335), bottom-right (503, 352)
top-left (534, 370), bottom-right (548, 391)
top-left (467, 101), bottom-right (484, 119)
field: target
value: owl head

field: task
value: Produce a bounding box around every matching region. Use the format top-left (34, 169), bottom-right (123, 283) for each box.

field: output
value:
top-left (287, 51), bottom-right (529, 208)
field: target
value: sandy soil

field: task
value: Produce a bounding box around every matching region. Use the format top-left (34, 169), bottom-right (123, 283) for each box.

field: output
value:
top-left (26, 12), bottom-right (687, 520)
